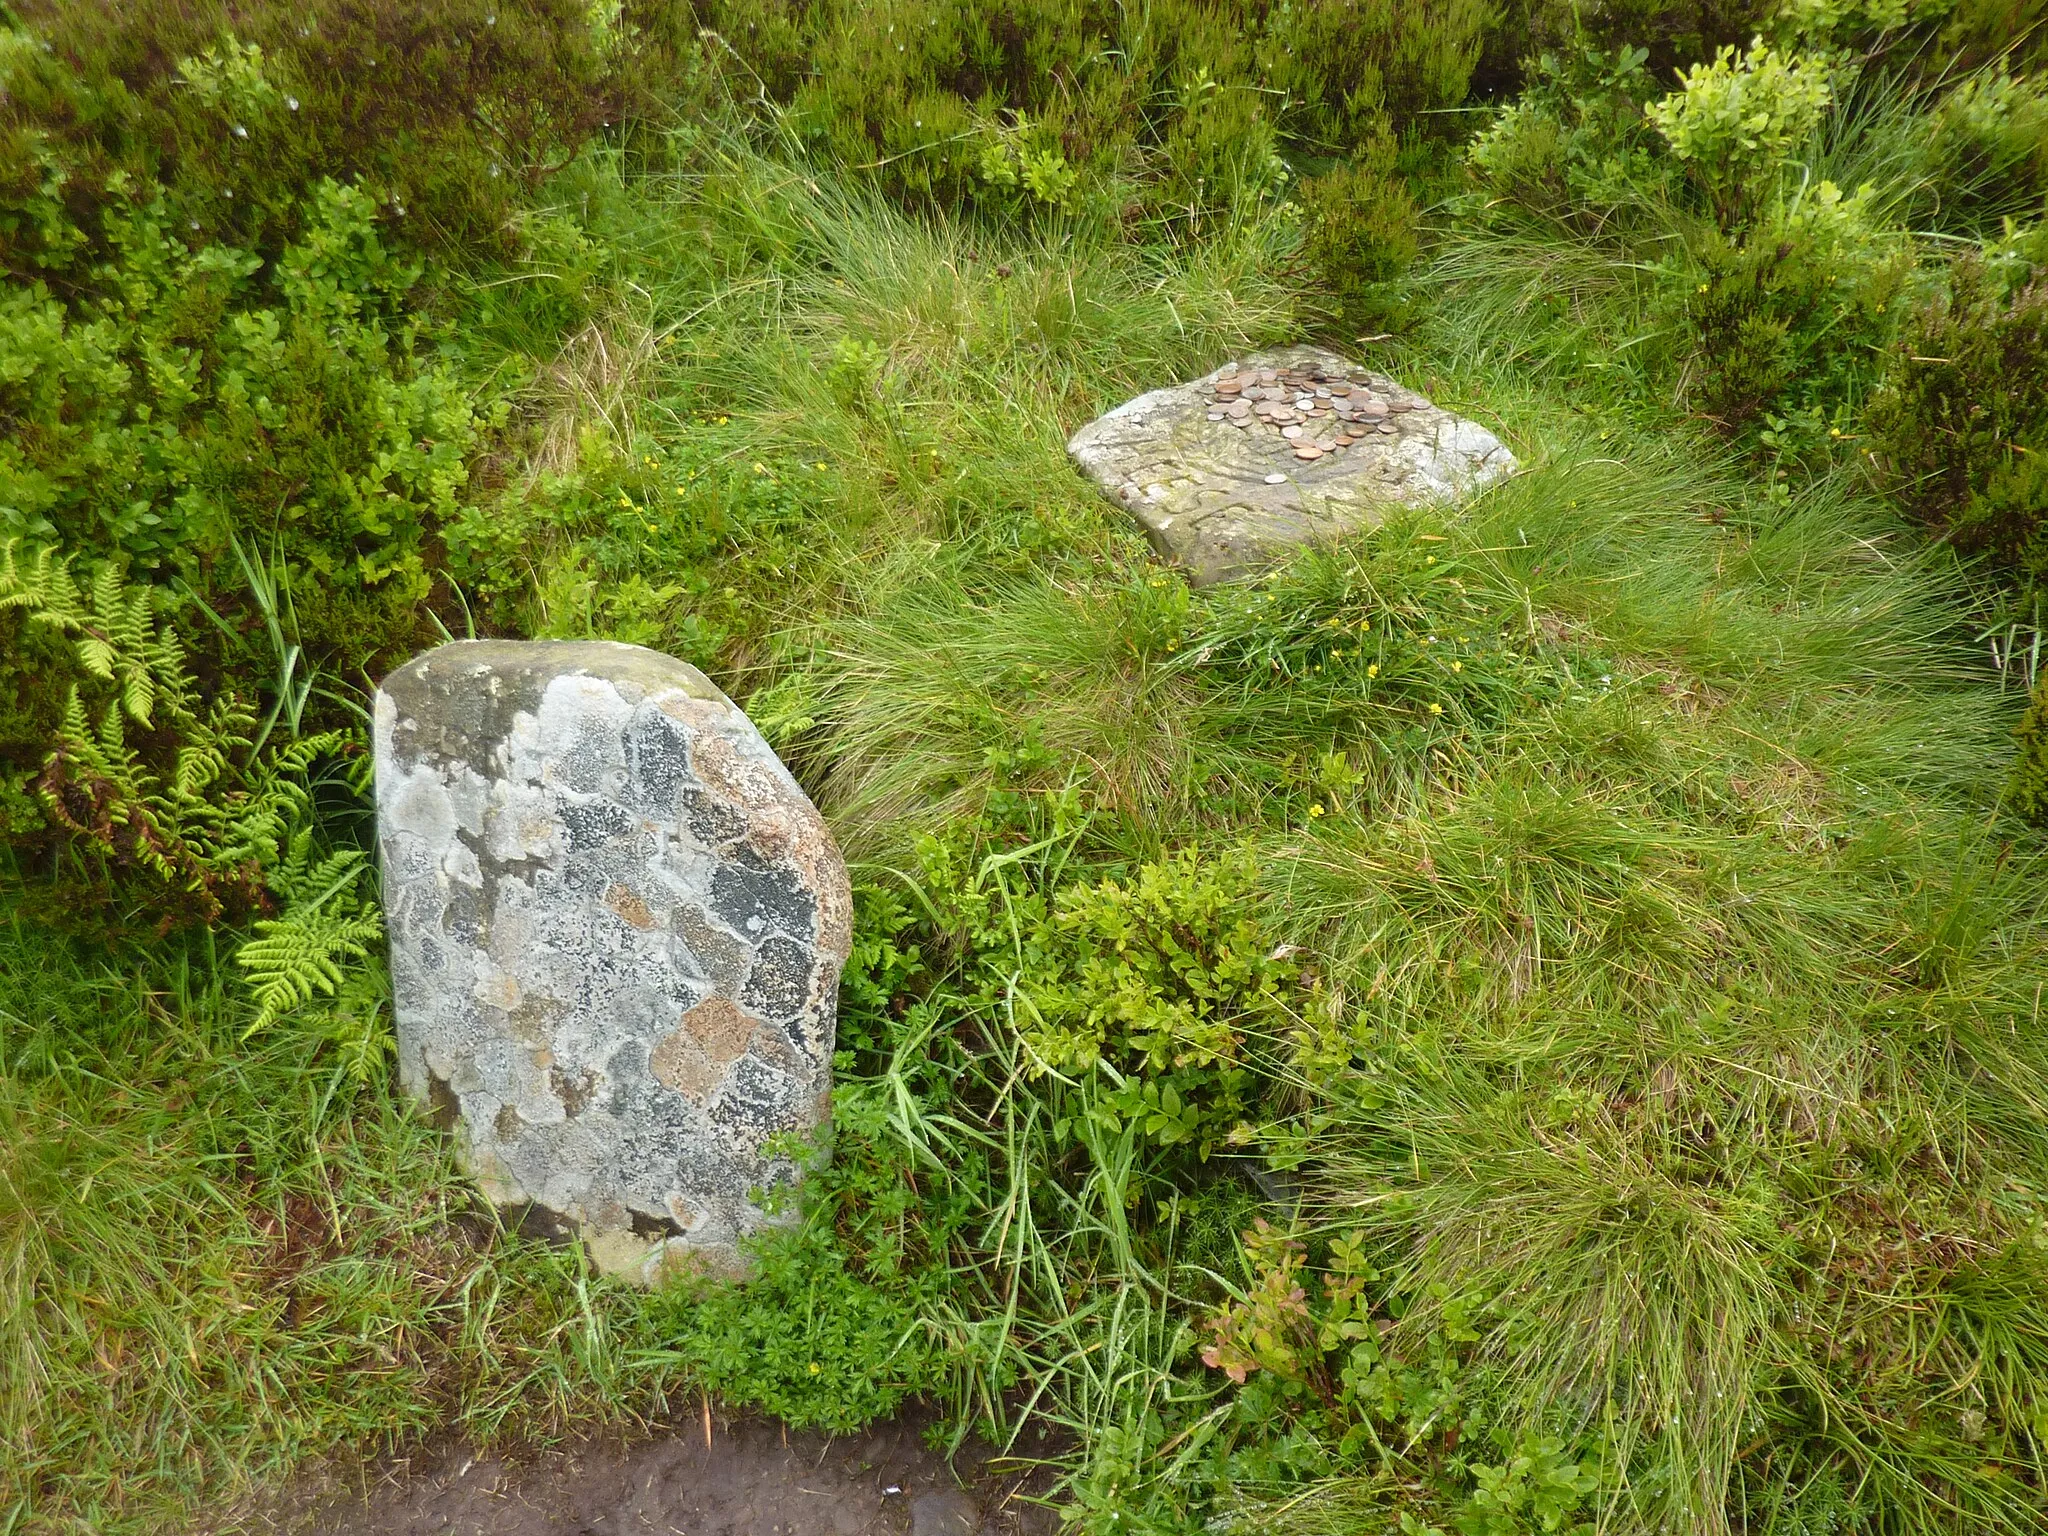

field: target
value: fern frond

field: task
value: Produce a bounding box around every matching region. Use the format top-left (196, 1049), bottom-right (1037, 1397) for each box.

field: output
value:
top-left (0, 539), bottom-right (63, 612)
top-left (237, 905), bottom-right (385, 1033)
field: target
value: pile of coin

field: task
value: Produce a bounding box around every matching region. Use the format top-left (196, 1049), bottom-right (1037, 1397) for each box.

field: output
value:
top-left (1204, 364), bottom-right (1429, 463)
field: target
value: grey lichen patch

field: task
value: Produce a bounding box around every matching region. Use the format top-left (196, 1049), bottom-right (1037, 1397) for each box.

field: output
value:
top-left (1067, 345), bottom-right (1518, 585)
top-left (375, 639), bottom-right (851, 1286)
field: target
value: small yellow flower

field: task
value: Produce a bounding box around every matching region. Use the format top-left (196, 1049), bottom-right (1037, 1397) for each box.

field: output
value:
top-left (1451, 660), bottom-right (1463, 673)
top-left (815, 461), bottom-right (828, 471)
top-left (1307, 804), bottom-right (1325, 817)
top-left (1367, 663), bottom-right (1379, 678)
top-left (752, 462), bottom-right (769, 474)
top-left (1428, 702), bottom-right (1444, 716)
top-left (1426, 555), bottom-right (1436, 565)
top-left (809, 1361), bottom-right (821, 1375)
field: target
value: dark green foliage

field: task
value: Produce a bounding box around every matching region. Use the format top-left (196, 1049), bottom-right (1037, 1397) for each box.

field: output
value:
top-left (1678, 197), bottom-right (1912, 439)
top-left (1866, 260), bottom-right (2048, 589)
top-left (1464, 45), bottom-right (1670, 228)
top-left (0, 543), bottom-right (354, 939)
top-left (1479, 0), bottom-right (1762, 95)
top-left (1928, 70), bottom-right (2048, 228)
top-left (1, 0), bottom-right (673, 268)
top-left (2011, 670), bottom-right (2048, 822)
top-left (1297, 137), bottom-right (1421, 333)
top-left (0, 182), bottom-right (480, 672)
top-left (692, 0), bottom-right (1493, 222)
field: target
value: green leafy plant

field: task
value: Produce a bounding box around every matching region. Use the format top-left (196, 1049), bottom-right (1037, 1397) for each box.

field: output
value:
top-left (1465, 46), bottom-right (1670, 230)
top-left (235, 833), bottom-right (383, 1034)
top-left (0, 540), bottom-right (354, 940)
top-left (698, 0), bottom-right (1489, 226)
top-left (1647, 42), bottom-right (1835, 225)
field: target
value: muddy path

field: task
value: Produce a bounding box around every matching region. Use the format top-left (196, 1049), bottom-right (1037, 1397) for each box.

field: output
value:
top-left (238, 1408), bottom-right (1060, 1536)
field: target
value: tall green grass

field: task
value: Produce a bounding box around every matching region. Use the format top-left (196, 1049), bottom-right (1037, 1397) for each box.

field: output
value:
top-left (0, 908), bottom-right (654, 1533)
top-left (568, 134), bottom-right (2048, 1531)
top-left (6, 111), bottom-right (2047, 1536)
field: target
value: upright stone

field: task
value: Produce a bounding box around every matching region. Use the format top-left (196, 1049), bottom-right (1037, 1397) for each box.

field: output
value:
top-left (373, 640), bottom-right (851, 1283)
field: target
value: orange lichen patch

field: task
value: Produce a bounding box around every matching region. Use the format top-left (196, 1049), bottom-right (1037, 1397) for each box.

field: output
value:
top-left (682, 997), bottom-right (759, 1062)
top-left (604, 882), bottom-right (656, 929)
top-left (649, 1031), bottom-right (723, 1100)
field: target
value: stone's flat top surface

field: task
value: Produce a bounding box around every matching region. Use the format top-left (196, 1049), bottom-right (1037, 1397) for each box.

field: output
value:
top-left (380, 639), bottom-right (728, 773)
top-left (374, 639), bottom-right (850, 1285)
top-left (1067, 345), bottom-right (1517, 584)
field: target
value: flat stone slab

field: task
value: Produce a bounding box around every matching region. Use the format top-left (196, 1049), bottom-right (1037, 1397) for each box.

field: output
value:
top-left (1067, 345), bottom-right (1516, 583)
top-left (374, 640), bottom-right (851, 1284)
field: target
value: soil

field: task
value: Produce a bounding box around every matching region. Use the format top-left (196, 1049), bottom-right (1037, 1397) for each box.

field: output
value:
top-left (240, 1409), bottom-right (1061, 1536)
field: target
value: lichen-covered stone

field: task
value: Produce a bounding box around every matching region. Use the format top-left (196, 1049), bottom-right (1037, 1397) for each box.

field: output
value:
top-left (373, 640), bottom-right (851, 1284)
top-left (1067, 345), bottom-right (1517, 584)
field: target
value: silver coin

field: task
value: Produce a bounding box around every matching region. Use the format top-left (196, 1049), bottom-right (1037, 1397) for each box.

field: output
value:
top-left (1281, 425), bottom-right (1304, 439)
top-left (1263, 472), bottom-right (1287, 483)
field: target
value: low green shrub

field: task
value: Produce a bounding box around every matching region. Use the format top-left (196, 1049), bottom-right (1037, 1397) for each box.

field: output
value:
top-left (1646, 40), bottom-right (1834, 227)
top-left (693, 0), bottom-right (1491, 226)
top-left (1297, 137), bottom-right (1421, 334)
top-left (1929, 70), bottom-right (2048, 224)
top-left (639, 1218), bottom-right (941, 1430)
top-left (0, 177), bottom-right (483, 673)
top-left (1464, 45), bottom-right (1671, 230)
top-left (1676, 177), bottom-right (1914, 442)
top-left (2, 0), bottom-right (673, 267)
top-left (1864, 258), bottom-right (2048, 588)
top-left (1479, 0), bottom-right (1762, 92)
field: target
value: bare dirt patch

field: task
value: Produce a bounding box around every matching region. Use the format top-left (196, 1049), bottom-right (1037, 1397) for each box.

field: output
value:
top-left (240, 1410), bottom-right (1059, 1536)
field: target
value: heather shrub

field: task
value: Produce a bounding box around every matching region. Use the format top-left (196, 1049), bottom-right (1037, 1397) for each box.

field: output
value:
top-left (1297, 137), bottom-right (1421, 333)
top-left (693, 0), bottom-right (1493, 225)
top-left (1675, 177), bottom-right (1913, 441)
top-left (1864, 257), bottom-right (2048, 589)
top-left (2, 0), bottom-right (677, 268)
